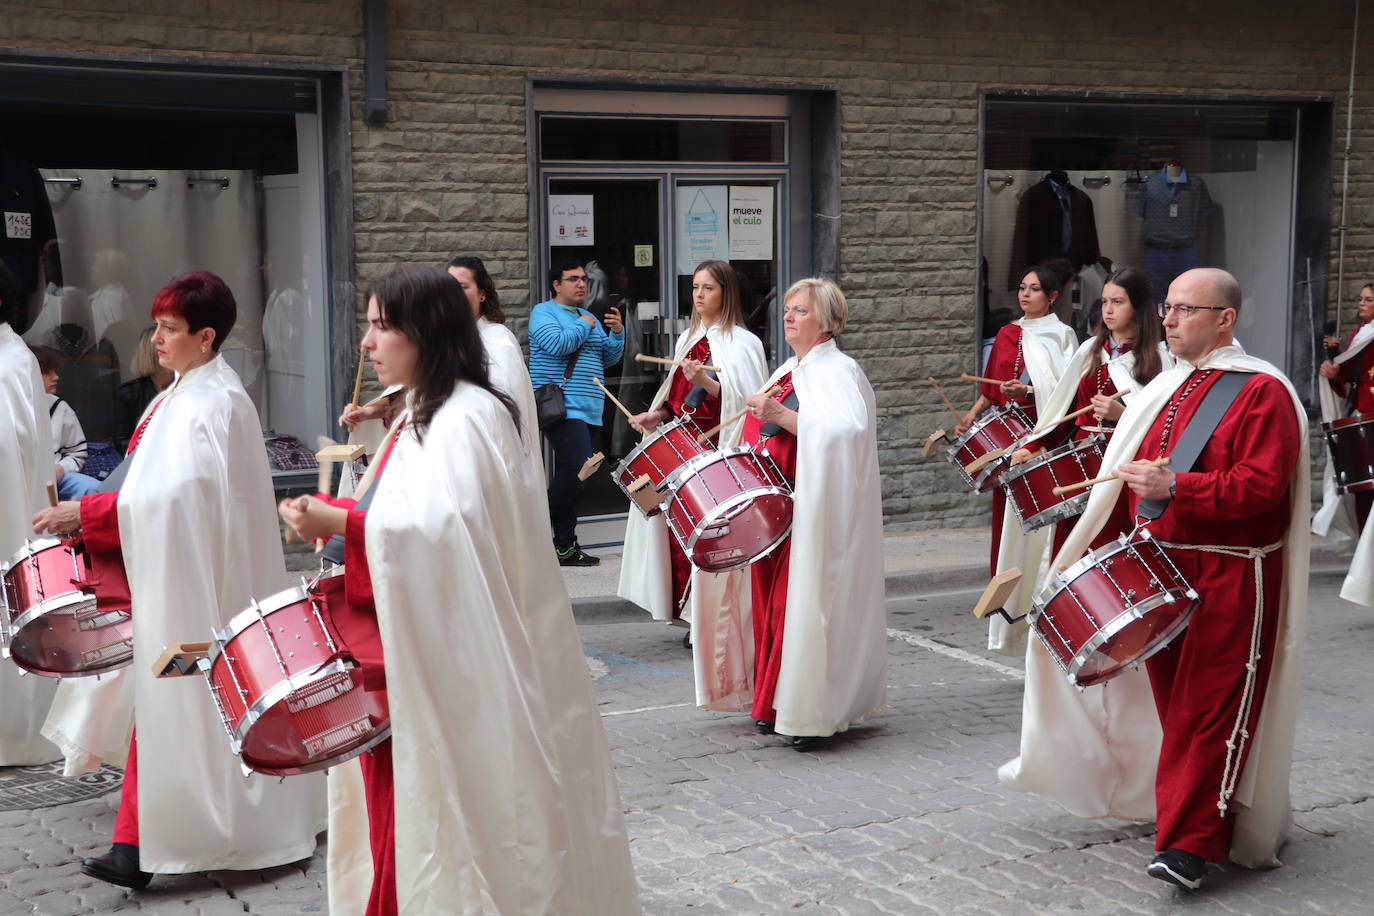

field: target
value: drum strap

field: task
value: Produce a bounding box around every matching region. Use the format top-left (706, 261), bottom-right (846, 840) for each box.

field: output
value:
top-left (1136, 371), bottom-right (1251, 520)
top-left (758, 390), bottom-right (800, 438)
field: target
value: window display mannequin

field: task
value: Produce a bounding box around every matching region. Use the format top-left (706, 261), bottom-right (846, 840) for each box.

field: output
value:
top-left (1136, 159), bottom-right (1213, 295)
top-left (1008, 170), bottom-right (1101, 290)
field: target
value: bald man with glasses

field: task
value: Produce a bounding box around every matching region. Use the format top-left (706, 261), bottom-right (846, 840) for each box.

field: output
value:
top-left (1003, 268), bottom-right (1311, 892)
top-left (529, 257), bottom-right (623, 566)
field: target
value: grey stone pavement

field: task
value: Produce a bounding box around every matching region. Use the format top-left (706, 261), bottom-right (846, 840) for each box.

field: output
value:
top-left (1, 528), bottom-right (1371, 915)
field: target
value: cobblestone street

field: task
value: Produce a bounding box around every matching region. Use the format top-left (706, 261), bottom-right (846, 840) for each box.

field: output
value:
top-left (0, 565), bottom-right (1368, 915)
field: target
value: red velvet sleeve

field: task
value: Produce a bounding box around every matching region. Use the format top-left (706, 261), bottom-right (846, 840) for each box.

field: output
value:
top-left (344, 509), bottom-right (374, 608)
top-left (79, 491), bottom-right (122, 554)
top-left (1169, 376), bottom-right (1301, 525)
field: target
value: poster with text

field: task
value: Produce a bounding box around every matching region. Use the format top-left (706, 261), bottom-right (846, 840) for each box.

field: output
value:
top-left (728, 186), bottom-right (774, 261)
top-left (549, 194), bottom-right (594, 246)
top-left (675, 185), bottom-right (728, 274)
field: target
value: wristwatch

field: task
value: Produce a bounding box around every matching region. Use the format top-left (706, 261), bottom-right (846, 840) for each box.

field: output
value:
top-left (1168, 478), bottom-right (1177, 499)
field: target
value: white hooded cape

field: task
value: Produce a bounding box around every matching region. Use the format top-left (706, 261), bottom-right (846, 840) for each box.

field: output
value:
top-left (0, 323), bottom-right (60, 765)
top-left (692, 339), bottom-right (886, 734)
top-left (40, 356), bottom-right (324, 872)
top-left (359, 384), bottom-right (638, 914)
top-left (986, 314), bottom-right (1078, 655)
top-left (617, 323), bottom-right (766, 621)
top-left (998, 344), bottom-right (1311, 869)
top-left (1310, 322), bottom-right (1374, 605)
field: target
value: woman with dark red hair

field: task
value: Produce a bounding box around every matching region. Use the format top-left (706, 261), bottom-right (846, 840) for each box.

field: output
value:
top-left (33, 271), bottom-right (322, 889)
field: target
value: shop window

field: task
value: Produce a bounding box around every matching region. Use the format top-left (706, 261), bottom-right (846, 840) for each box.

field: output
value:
top-left (980, 97), bottom-right (1306, 372)
top-left (2, 61), bottom-right (334, 484)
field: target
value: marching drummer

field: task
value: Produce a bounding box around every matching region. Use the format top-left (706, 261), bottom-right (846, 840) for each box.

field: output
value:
top-left (1001, 268), bottom-right (1309, 892)
top-left (723, 278), bottom-right (886, 750)
top-left (617, 260), bottom-right (766, 632)
top-left (31, 271), bottom-right (322, 889)
top-left (1318, 283), bottom-right (1374, 527)
top-left (956, 262), bottom-right (1077, 656)
top-left (279, 266), bottom-right (638, 914)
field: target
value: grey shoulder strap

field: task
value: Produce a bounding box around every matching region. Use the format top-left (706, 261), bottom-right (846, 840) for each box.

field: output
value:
top-left (1137, 370), bottom-right (1252, 521)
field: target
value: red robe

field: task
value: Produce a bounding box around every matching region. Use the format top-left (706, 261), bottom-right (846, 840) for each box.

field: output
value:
top-left (982, 325), bottom-right (1035, 576)
top-left (741, 373), bottom-right (798, 725)
top-left (1128, 370), bottom-right (1299, 861)
top-left (315, 435), bottom-right (401, 916)
top-left (661, 337), bottom-right (721, 613)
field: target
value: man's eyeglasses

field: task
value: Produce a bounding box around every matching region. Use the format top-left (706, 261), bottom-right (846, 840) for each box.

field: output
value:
top-left (558, 274), bottom-right (589, 285)
top-left (1156, 302), bottom-right (1228, 318)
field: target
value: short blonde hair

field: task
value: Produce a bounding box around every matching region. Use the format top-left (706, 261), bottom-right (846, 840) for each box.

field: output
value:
top-left (130, 326), bottom-right (160, 378)
top-left (784, 277), bottom-right (848, 334)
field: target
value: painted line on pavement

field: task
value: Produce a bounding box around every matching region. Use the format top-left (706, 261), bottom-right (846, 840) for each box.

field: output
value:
top-left (603, 701), bottom-right (695, 717)
top-left (886, 627), bottom-right (1025, 679)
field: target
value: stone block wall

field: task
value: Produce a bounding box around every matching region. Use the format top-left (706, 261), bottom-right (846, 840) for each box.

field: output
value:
top-left (6, 0), bottom-right (1371, 527)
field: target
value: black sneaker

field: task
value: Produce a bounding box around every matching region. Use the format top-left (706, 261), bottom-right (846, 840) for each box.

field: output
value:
top-left (1147, 848), bottom-right (1206, 890)
top-left (556, 542), bottom-right (600, 567)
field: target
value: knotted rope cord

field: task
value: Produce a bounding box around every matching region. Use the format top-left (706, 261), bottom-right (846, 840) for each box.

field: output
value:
top-left (1157, 538), bottom-right (1283, 817)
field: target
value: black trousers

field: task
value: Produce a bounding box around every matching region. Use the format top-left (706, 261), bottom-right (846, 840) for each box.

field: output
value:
top-left (543, 417), bottom-right (595, 549)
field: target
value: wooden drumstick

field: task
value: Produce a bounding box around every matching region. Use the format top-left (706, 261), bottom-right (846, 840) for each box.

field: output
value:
top-left (928, 377), bottom-right (962, 423)
top-left (1052, 390), bottom-right (1127, 427)
top-left (592, 377), bottom-right (636, 421)
top-left (45, 481), bottom-right (58, 507)
top-left (696, 384), bottom-right (782, 445)
top-left (1051, 456), bottom-right (1171, 496)
top-left (346, 341), bottom-right (367, 431)
top-left (960, 372), bottom-right (1033, 393)
top-left (634, 353), bottom-right (723, 373)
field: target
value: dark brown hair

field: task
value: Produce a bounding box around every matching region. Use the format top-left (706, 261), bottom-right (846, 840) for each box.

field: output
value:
top-left (1089, 266), bottom-right (1164, 385)
top-left (447, 254), bottom-right (505, 324)
top-left (365, 266), bottom-right (518, 441)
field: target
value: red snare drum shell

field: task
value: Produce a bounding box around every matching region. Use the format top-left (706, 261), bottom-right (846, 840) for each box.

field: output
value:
top-left (1, 538), bottom-right (132, 677)
top-left (204, 569), bottom-right (389, 775)
top-left (999, 436), bottom-right (1104, 533)
top-left (1323, 413), bottom-right (1374, 495)
top-left (613, 416), bottom-right (713, 516)
top-left (1030, 531), bottom-right (1198, 687)
top-left (947, 405), bottom-right (1033, 492)
top-left (664, 448), bottom-right (793, 572)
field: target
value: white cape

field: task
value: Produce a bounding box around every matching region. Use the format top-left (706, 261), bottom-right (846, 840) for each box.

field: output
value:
top-left (617, 323), bottom-right (767, 622)
top-left (480, 317), bottom-right (545, 488)
top-left (987, 314), bottom-right (1078, 655)
top-left (999, 344), bottom-right (1311, 869)
top-left (1311, 322), bottom-right (1374, 605)
top-left (41, 356), bottom-right (324, 872)
top-left (362, 385), bottom-right (639, 914)
top-left (0, 323), bottom-right (60, 765)
top-left (693, 340), bottom-right (886, 735)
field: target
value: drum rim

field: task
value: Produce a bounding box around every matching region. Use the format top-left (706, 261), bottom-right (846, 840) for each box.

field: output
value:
top-left (1067, 592), bottom-right (1199, 687)
top-left (0, 536), bottom-right (68, 576)
top-left (947, 403), bottom-right (1032, 452)
top-left (1018, 492), bottom-right (1090, 533)
top-left (241, 722), bottom-right (392, 777)
top-left (223, 658), bottom-right (358, 744)
top-left (1322, 412), bottom-right (1374, 432)
top-left (612, 414), bottom-right (709, 482)
top-left (999, 433), bottom-right (1105, 486)
top-left (661, 444), bottom-right (768, 492)
top-left (682, 489), bottom-right (794, 572)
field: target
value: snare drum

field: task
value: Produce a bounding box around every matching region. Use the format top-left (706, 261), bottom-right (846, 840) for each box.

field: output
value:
top-left (0, 538), bottom-right (132, 677)
top-left (1030, 529), bottom-right (1198, 688)
top-left (202, 567), bottom-right (389, 776)
top-left (999, 435), bottom-right (1105, 533)
top-left (947, 405), bottom-right (1033, 492)
top-left (662, 447), bottom-right (793, 572)
top-left (613, 415), bottom-right (713, 515)
top-left (1322, 413), bottom-right (1374, 494)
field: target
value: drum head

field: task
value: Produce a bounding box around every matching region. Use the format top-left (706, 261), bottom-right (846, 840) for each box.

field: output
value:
top-left (1070, 593), bottom-right (1198, 687)
top-left (238, 666), bottom-right (391, 775)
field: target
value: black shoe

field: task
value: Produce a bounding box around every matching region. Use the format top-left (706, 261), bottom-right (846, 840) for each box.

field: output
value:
top-left (790, 735), bottom-right (826, 752)
top-left (682, 631), bottom-right (692, 650)
top-left (1147, 848), bottom-right (1206, 890)
top-left (754, 719), bottom-right (775, 734)
top-left (556, 542), bottom-right (600, 567)
top-left (81, 843), bottom-right (152, 890)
